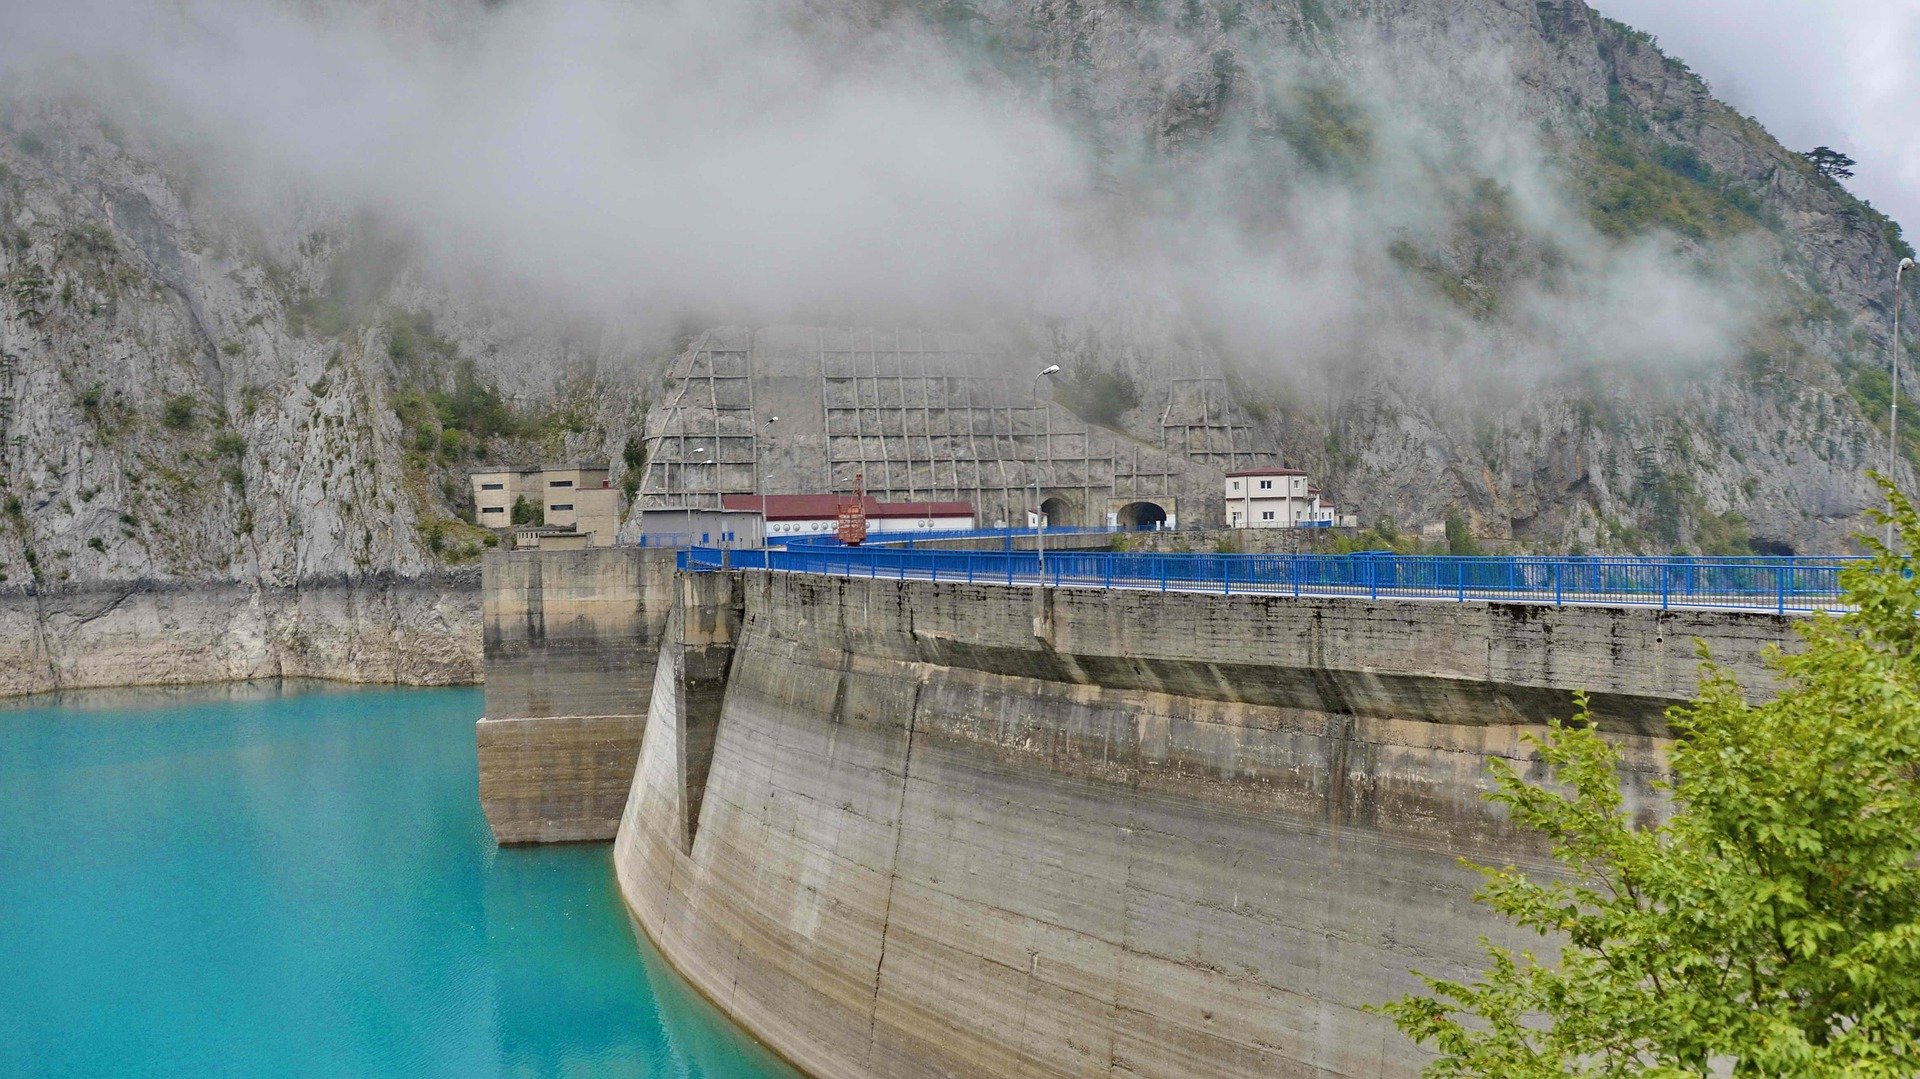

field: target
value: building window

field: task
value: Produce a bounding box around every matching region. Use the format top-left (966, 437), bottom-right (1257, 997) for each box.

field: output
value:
top-left (481, 506), bottom-right (503, 515)
top-left (1230, 481), bottom-right (1240, 491)
top-left (1262, 511), bottom-right (1275, 521)
top-left (549, 479), bottom-right (573, 488)
top-left (551, 503), bottom-right (573, 512)
top-left (1259, 479), bottom-right (1273, 490)
top-left (481, 482), bottom-right (504, 491)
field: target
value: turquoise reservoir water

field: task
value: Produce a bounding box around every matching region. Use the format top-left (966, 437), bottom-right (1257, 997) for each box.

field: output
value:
top-left (0, 681), bottom-right (797, 1079)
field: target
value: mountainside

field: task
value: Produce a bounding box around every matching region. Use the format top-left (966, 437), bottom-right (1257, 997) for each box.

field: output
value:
top-left (0, 0), bottom-right (1912, 673)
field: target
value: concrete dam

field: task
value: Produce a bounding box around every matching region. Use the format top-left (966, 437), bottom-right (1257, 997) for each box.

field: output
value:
top-left (478, 545), bottom-right (1803, 1077)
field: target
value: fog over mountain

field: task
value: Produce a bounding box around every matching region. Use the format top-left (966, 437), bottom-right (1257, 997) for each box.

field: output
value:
top-left (0, 0), bottom-right (1912, 629)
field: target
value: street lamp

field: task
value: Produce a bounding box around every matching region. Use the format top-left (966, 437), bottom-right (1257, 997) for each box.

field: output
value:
top-left (1892, 258), bottom-right (1915, 546)
top-left (1031, 365), bottom-right (1061, 583)
top-left (759, 416), bottom-right (778, 521)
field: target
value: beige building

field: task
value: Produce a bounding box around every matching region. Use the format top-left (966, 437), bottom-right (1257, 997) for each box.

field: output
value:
top-left (471, 464), bottom-right (619, 548)
top-left (1225, 467), bottom-right (1356, 529)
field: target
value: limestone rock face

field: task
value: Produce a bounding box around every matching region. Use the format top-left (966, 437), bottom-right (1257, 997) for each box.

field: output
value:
top-left (0, 0), bottom-right (1912, 689)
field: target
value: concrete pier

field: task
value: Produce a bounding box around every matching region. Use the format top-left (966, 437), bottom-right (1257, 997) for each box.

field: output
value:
top-left (477, 546), bottom-right (678, 843)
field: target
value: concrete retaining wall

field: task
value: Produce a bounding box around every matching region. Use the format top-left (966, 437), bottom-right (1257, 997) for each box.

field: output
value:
top-left (478, 546), bottom-right (678, 843)
top-left (615, 574), bottom-right (1800, 1077)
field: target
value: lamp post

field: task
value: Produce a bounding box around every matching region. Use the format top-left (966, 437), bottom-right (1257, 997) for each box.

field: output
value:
top-left (759, 416), bottom-right (778, 518)
top-left (1032, 365), bottom-right (1061, 584)
top-left (1893, 258), bottom-right (1915, 547)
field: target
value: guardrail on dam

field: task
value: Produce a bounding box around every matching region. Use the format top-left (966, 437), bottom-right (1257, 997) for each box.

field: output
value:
top-left (480, 546), bottom-right (1809, 1076)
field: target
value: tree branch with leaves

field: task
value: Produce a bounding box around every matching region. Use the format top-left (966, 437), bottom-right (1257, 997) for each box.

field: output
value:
top-left (1381, 474), bottom-right (1920, 1076)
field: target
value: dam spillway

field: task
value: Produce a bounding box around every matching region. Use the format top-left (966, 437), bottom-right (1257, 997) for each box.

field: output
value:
top-left (479, 547), bottom-right (1801, 1076)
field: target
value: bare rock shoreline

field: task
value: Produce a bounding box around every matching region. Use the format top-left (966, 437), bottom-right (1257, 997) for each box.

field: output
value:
top-left (0, 572), bottom-right (481, 699)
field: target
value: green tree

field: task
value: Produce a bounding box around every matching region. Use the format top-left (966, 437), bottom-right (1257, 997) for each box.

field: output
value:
top-left (1444, 508), bottom-right (1482, 556)
top-left (1801, 146), bottom-right (1857, 181)
top-left (1384, 475), bottom-right (1920, 1075)
top-left (510, 495), bottom-right (542, 527)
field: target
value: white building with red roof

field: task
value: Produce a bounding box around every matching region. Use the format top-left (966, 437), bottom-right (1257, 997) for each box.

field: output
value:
top-left (722, 494), bottom-right (975, 538)
top-left (1225, 467), bottom-right (1356, 529)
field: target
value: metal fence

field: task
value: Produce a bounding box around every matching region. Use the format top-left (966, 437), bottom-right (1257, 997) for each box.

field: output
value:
top-left (680, 546), bottom-right (1863, 613)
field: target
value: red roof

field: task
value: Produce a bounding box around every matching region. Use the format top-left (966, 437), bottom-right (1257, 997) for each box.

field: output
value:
top-left (722, 494), bottom-right (974, 522)
top-left (1227, 467), bottom-right (1308, 478)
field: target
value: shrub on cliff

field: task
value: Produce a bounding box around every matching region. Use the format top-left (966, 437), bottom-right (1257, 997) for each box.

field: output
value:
top-left (1383, 475), bottom-right (1920, 1075)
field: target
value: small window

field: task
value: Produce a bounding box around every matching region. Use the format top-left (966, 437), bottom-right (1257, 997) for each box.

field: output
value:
top-left (480, 482), bottom-right (504, 491)
top-left (481, 506), bottom-right (504, 515)
top-left (1262, 511), bottom-right (1274, 521)
top-left (1259, 479), bottom-right (1273, 490)
top-left (1230, 480), bottom-right (1240, 491)
top-left (551, 503), bottom-right (573, 512)
top-left (549, 479), bottom-right (573, 488)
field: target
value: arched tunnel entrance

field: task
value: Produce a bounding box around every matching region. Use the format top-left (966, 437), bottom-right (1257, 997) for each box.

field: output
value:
top-left (1116, 501), bottom-right (1168, 531)
top-left (1039, 497), bottom-right (1074, 528)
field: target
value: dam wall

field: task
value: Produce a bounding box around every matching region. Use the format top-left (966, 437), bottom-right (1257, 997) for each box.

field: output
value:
top-left (615, 572), bottom-right (1799, 1077)
top-left (477, 546), bottom-right (679, 843)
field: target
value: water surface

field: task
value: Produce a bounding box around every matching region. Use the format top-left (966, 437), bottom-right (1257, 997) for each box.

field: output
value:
top-left (0, 681), bottom-right (797, 1078)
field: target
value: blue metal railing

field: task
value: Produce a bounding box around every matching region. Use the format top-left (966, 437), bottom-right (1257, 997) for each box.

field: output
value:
top-left (678, 547), bottom-right (1862, 613)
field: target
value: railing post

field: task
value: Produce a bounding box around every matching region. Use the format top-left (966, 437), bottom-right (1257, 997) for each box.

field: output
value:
top-left (1457, 559), bottom-right (1466, 603)
top-left (1660, 563), bottom-right (1669, 610)
top-left (1223, 559), bottom-right (1231, 595)
top-left (1777, 562), bottom-right (1788, 615)
top-left (1159, 558), bottom-right (1168, 593)
top-left (1292, 556), bottom-right (1300, 599)
top-left (1369, 558), bottom-right (1378, 601)
top-left (1553, 561), bottom-right (1562, 606)
top-left (1104, 556), bottom-right (1113, 591)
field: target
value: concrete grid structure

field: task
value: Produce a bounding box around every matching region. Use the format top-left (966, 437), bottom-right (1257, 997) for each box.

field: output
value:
top-left (635, 326), bottom-right (1218, 532)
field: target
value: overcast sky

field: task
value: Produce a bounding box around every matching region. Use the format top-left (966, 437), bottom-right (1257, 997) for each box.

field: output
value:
top-left (1594, 0), bottom-right (1920, 237)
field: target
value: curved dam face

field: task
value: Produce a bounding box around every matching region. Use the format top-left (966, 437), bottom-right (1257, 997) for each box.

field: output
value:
top-left (613, 572), bottom-right (1794, 1077)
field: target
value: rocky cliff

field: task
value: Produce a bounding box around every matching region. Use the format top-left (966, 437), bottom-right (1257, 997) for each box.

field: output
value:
top-left (0, 0), bottom-right (1912, 689)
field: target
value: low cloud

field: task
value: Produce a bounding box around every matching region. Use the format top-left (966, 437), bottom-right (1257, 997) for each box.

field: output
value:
top-left (0, 0), bottom-right (1766, 395)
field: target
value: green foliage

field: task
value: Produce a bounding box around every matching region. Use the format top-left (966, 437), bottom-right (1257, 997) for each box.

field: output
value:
top-left (86, 537), bottom-right (104, 552)
top-left (1693, 510), bottom-right (1754, 556)
top-left (1801, 146), bottom-right (1857, 181)
top-left (1274, 82), bottom-right (1371, 173)
top-left (161, 396), bottom-right (196, 430)
top-left (1839, 355), bottom-right (1920, 474)
top-left (511, 495), bottom-right (543, 527)
top-left (13, 131), bottom-right (47, 157)
top-left (621, 436), bottom-right (648, 501)
top-left (212, 431), bottom-right (246, 458)
top-left (1052, 366), bottom-right (1142, 429)
top-left (1383, 476), bottom-right (1920, 1074)
top-left (1444, 508), bottom-right (1481, 556)
top-left (1584, 109), bottom-right (1769, 240)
